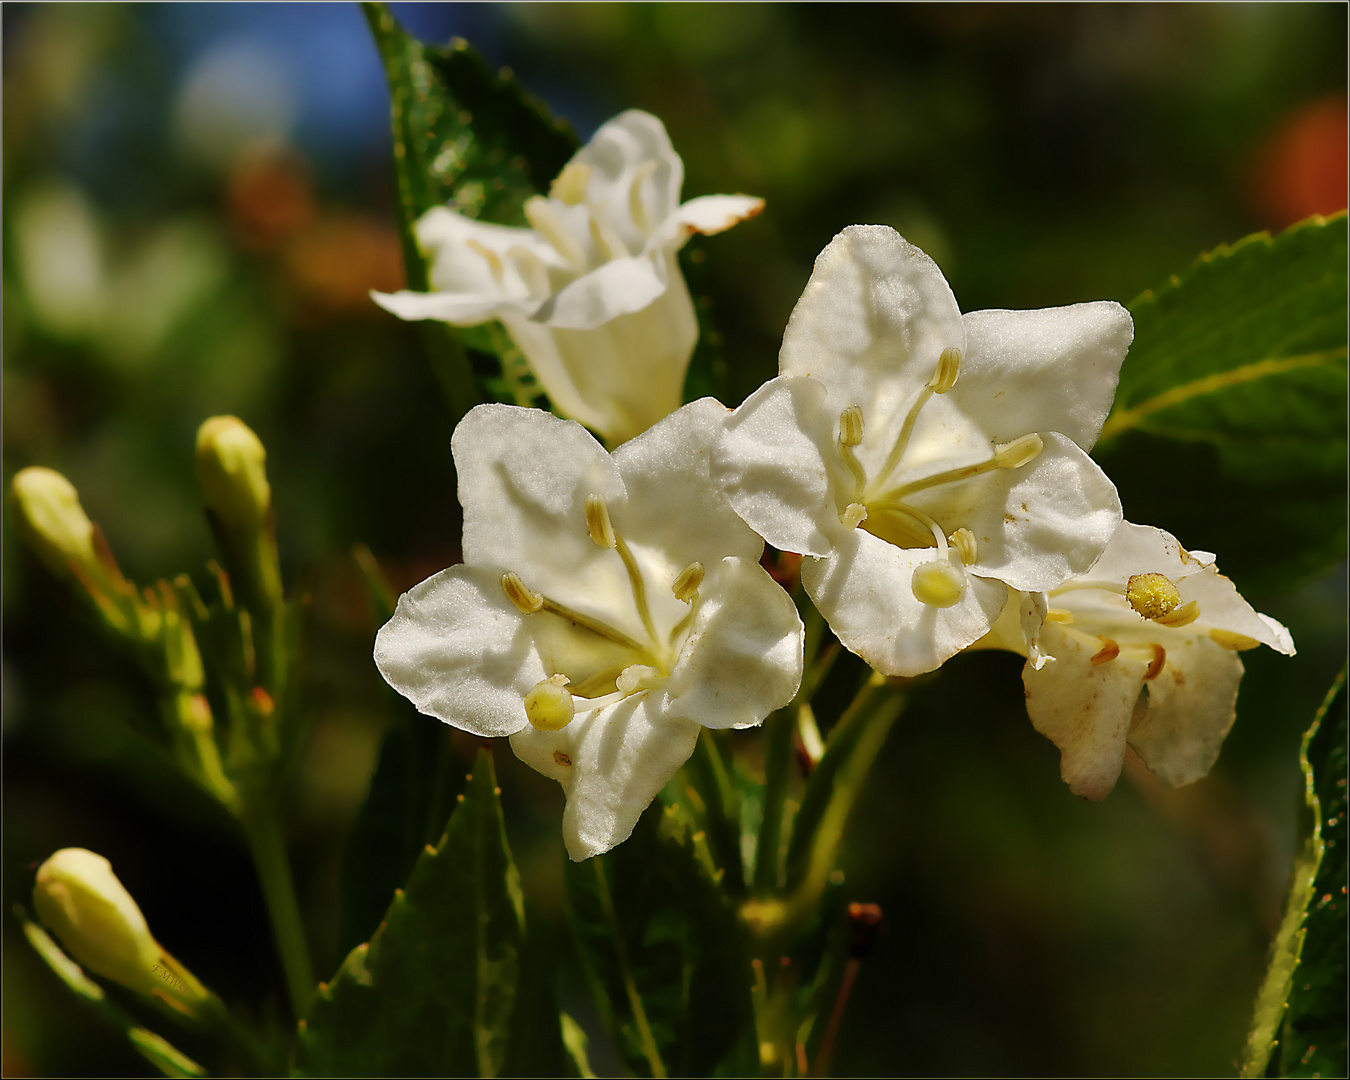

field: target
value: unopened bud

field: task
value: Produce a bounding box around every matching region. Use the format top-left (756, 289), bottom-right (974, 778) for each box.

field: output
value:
top-left (10, 467), bottom-right (98, 579)
top-left (195, 416), bottom-right (270, 529)
top-left (33, 849), bottom-right (207, 1008)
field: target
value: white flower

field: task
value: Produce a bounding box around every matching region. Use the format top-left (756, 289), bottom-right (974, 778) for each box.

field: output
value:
top-left (374, 399), bottom-right (803, 860)
top-left (373, 110), bottom-right (763, 447)
top-left (981, 521), bottom-right (1295, 799)
top-left (713, 225), bottom-right (1129, 676)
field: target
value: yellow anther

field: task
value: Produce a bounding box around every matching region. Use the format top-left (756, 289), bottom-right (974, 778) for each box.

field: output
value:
top-left (992, 432), bottom-right (1044, 470)
top-left (929, 347), bottom-right (962, 394)
top-left (1125, 572), bottom-right (1181, 621)
top-left (1045, 609), bottom-right (1075, 624)
top-left (1156, 600), bottom-right (1200, 628)
top-left (949, 527), bottom-right (977, 566)
top-left (1090, 637), bottom-right (1120, 665)
top-left (549, 161), bottom-right (591, 205)
top-left (911, 559), bottom-right (967, 608)
top-left (585, 493), bottom-right (616, 549)
top-left (1143, 644), bottom-right (1167, 681)
top-left (1210, 628), bottom-right (1260, 651)
top-left (502, 572), bottom-right (543, 613)
top-left (672, 561), bottom-right (704, 603)
top-left (840, 502), bottom-right (868, 529)
top-left (524, 195), bottom-right (587, 271)
top-left (524, 674), bottom-right (574, 731)
top-left (839, 405), bottom-right (865, 448)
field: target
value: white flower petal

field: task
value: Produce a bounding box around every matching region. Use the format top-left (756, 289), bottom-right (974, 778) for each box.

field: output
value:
top-left (652, 194), bottom-right (765, 249)
top-left (509, 695), bottom-right (702, 860)
top-left (538, 254), bottom-right (668, 330)
top-left (371, 288), bottom-right (536, 325)
top-left (374, 565), bottom-right (540, 737)
top-left (416, 207), bottom-right (560, 293)
top-left (1023, 624), bottom-right (1153, 800)
top-left (616, 398), bottom-right (763, 566)
top-left (778, 225), bottom-right (965, 427)
top-left (714, 376), bottom-right (844, 558)
top-left (665, 557), bottom-right (803, 729)
top-left (1127, 635), bottom-right (1244, 787)
top-left (573, 110), bottom-right (684, 252)
top-left (453, 404), bottom-right (633, 620)
top-left (801, 528), bottom-right (1008, 676)
top-left (931, 432), bottom-right (1122, 592)
top-left (957, 302), bottom-right (1133, 450)
top-left (503, 254), bottom-right (696, 446)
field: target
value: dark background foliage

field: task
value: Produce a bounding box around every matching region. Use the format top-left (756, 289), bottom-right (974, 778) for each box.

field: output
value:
top-left (3, 4), bottom-right (1346, 1076)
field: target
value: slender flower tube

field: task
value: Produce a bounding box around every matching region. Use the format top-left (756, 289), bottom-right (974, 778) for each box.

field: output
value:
top-left (373, 110), bottom-right (764, 446)
top-left (374, 400), bottom-right (803, 859)
top-left (714, 225), bottom-right (1130, 676)
top-left (979, 522), bottom-right (1296, 799)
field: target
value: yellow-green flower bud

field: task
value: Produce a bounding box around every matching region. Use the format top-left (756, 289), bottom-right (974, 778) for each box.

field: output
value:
top-left (10, 467), bottom-right (97, 579)
top-left (195, 416), bottom-right (271, 529)
top-left (33, 848), bottom-right (207, 1009)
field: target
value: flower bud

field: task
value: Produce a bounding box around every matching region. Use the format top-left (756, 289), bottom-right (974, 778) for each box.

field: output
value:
top-left (10, 467), bottom-right (97, 579)
top-left (32, 848), bottom-right (206, 1007)
top-left (195, 416), bottom-right (271, 529)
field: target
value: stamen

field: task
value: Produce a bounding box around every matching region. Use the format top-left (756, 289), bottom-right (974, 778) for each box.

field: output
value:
top-left (585, 493), bottom-right (617, 549)
top-left (1090, 638), bottom-right (1120, 665)
top-left (502, 572), bottom-right (543, 613)
top-left (911, 559), bottom-right (967, 608)
top-left (1045, 609), bottom-right (1075, 624)
top-left (1156, 601), bottom-right (1200, 628)
top-left (1125, 573), bottom-right (1181, 621)
top-left (1143, 644), bottom-right (1166, 681)
top-left (1210, 628), bottom-right (1260, 651)
top-left (992, 432), bottom-right (1044, 471)
top-left (839, 405), bottom-right (865, 447)
top-left (928, 346), bottom-right (962, 394)
top-left (612, 534), bottom-right (659, 645)
top-left (628, 160), bottom-right (658, 234)
top-left (524, 195), bottom-right (587, 272)
top-left (617, 664), bottom-right (662, 695)
top-left (464, 238), bottom-right (506, 288)
top-left (588, 215), bottom-right (625, 262)
top-left (949, 527), bottom-right (977, 566)
top-left (525, 674), bottom-right (574, 731)
top-left (839, 502), bottom-right (868, 529)
top-left (549, 161), bottom-right (591, 205)
top-left (672, 561), bottom-right (704, 603)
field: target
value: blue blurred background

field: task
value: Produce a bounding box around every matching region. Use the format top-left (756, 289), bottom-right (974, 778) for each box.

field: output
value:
top-left (3, 4), bottom-right (1346, 1076)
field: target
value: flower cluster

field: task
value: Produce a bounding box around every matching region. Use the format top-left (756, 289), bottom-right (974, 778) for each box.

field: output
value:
top-left (374, 111), bottom-right (1293, 857)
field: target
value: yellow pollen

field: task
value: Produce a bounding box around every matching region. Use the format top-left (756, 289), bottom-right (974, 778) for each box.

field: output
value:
top-left (1125, 572), bottom-right (1181, 621)
top-left (585, 493), bottom-right (616, 549)
top-left (549, 161), bottom-right (591, 205)
top-left (502, 572), bottom-right (543, 613)
top-left (524, 674), bottom-right (574, 731)
top-left (992, 432), bottom-right (1044, 470)
top-left (1210, 628), bottom-right (1261, 651)
top-left (949, 527), bottom-right (977, 566)
top-left (912, 559), bottom-right (966, 608)
top-left (929, 347), bottom-right (962, 393)
top-left (672, 561), bottom-right (704, 603)
top-left (839, 405), bottom-right (865, 447)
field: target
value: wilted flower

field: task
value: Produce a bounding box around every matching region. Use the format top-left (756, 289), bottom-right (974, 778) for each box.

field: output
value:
top-left (714, 225), bottom-right (1129, 676)
top-left (374, 400), bottom-right (802, 859)
top-left (982, 522), bottom-right (1296, 799)
top-left (373, 110), bottom-right (763, 446)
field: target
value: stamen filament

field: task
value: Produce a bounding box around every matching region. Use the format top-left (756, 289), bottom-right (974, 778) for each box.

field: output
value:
top-left (613, 535), bottom-right (659, 645)
top-left (465, 238), bottom-right (506, 288)
top-left (524, 195), bottom-right (587, 273)
top-left (871, 386), bottom-right (934, 495)
top-left (536, 595), bottom-right (655, 658)
top-left (628, 160), bottom-right (658, 234)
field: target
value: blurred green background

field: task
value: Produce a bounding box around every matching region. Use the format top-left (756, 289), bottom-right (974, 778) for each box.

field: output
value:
top-left (3, 3), bottom-right (1346, 1076)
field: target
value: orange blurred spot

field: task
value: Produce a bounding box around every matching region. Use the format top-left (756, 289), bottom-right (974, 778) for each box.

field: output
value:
top-left (226, 148), bottom-right (316, 252)
top-left (282, 214), bottom-right (405, 319)
top-left (1252, 94), bottom-right (1348, 228)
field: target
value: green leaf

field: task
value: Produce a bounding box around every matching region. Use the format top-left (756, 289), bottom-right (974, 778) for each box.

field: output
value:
top-left (19, 911), bottom-right (206, 1079)
top-left (1278, 668), bottom-right (1348, 1078)
top-left (564, 804), bottom-right (758, 1078)
top-left (296, 750), bottom-right (526, 1078)
top-left (361, 3), bottom-right (578, 416)
top-left (1094, 213), bottom-right (1348, 586)
top-left (1240, 669), bottom-right (1347, 1078)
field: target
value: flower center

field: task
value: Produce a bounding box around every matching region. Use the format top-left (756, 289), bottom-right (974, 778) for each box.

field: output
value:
top-left (504, 493), bottom-right (704, 730)
top-left (1048, 571), bottom-right (1201, 630)
top-left (832, 347), bottom-right (1045, 609)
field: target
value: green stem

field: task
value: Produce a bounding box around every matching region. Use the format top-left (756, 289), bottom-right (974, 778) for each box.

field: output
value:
top-left (593, 858), bottom-right (666, 1079)
top-left (687, 730), bottom-right (745, 894)
top-left (754, 707), bottom-right (795, 893)
top-left (241, 812), bottom-right (314, 1019)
